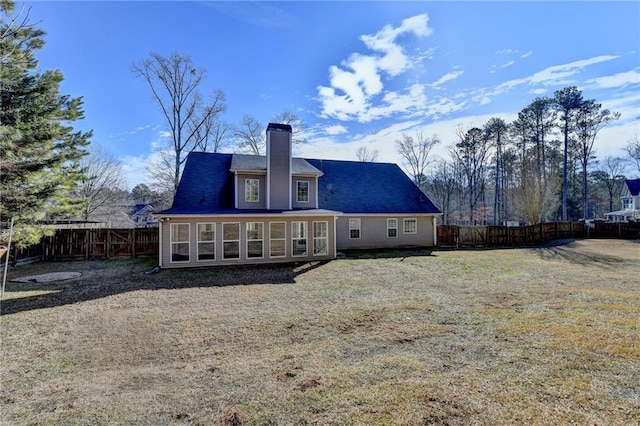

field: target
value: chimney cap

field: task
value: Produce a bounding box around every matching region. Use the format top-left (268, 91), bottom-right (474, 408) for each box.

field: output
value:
top-left (266, 122), bottom-right (292, 133)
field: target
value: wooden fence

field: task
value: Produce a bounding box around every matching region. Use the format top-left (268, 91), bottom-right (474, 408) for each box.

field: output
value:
top-left (41, 228), bottom-right (159, 261)
top-left (437, 221), bottom-right (640, 248)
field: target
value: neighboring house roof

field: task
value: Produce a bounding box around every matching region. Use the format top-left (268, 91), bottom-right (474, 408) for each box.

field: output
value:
top-left (160, 152), bottom-right (441, 215)
top-left (132, 204), bottom-right (154, 215)
top-left (626, 179), bottom-right (640, 197)
top-left (230, 154), bottom-right (323, 176)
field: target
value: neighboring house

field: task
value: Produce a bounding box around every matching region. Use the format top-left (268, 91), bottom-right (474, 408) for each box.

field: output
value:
top-left (131, 204), bottom-right (158, 228)
top-left (605, 178), bottom-right (640, 222)
top-left (155, 123), bottom-right (441, 268)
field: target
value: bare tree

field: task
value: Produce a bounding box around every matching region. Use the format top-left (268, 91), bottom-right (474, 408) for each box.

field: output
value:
top-left (234, 111), bottom-right (307, 155)
top-left (356, 146), bottom-right (379, 162)
top-left (596, 156), bottom-right (627, 212)
top-left (453, 127), bottom-right (489, 224)
top-left (188, 89), bottom-right (228, 152)
top-left (395, 131), bottom-right (440, 188)
top-left (574, 100), bottom-right (620, 218)
top-left (624, 135), bottom-right (640, 177)
top-left (75, 145), bottom-right (126, 221)
top-left (131, 52), bottom-right (226, 192)
top-left (426, 160), bottom-right (458, 225)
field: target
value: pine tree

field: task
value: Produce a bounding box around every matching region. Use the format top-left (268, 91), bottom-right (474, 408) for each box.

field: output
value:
top-left (1, 1), bottom-right (91, 246)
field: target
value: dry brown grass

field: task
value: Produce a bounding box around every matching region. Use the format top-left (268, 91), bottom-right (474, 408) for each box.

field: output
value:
top-left (1, 239), bottom-right (639, 425)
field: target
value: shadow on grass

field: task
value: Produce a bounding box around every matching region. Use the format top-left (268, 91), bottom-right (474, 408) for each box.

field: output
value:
top-left (535, 239), bottom-right (632, 267)
top-left (340, 247), bottom-right (435, 261)
top-left (1, 259), bottom-right (329, 316)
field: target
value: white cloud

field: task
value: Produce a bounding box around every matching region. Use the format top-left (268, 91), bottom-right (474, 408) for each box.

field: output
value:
top-left (501, 60), bottom-right (515, 68)
top-left (317, 14), bottom-right (433, 123)
top-left (521, 51), bottom-right (532, 58)
top-left (119, 154), bottom-right (153, 189)
top-left (325, 124), bottom-right (348, 135)
top-left (430, 70), bottom-right (464, 88)
top-left (587, 68), bottom-right (640, 89)
top-left (530, 88), bottom-right (548, 95)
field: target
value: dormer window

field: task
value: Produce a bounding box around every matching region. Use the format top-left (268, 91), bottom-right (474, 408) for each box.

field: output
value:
top-left (245, 179), bottom-right (259, 202)
top-left (297, 181), bottom-right (309, 203)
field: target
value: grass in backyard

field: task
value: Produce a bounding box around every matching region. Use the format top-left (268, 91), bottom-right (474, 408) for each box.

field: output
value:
top-left (1, 239), bottom-right (638, 425)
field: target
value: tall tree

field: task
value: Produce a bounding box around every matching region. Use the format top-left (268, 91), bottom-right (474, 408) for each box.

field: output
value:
top-left (484, 117), bottom-right (509, 225)
top-left (453, 127), bottom-right (489, 224)
top-left (131, 52), bottom-right (226, 192)
top-left (574, 100), bottom-right (620, 218)
top-left (1, 0), bottom-right (91, 246)
top-left (395, 131), bottom-right (440, 189)
top-left (74, 145), bottom-right (126, 220)
top-left (355, 146), bottom-right (379, 162)
top-left (554, 86), bottom-right (584, 221)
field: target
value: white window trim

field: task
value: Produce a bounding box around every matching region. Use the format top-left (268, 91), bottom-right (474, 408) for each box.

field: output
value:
top-left (313, 221), bottom-right (329, 256)
top-left (292, 221), bottom-right (308, 257)
top-left (349, 218), bottom-right (361, 240)
top-left (246, 222), bottom-right (264, 259)
top-left (387, 218), bottom-right (398, 238)
top-left (170, 223), bottom-right (190, 263)
top-left (269, 222), bottom-right (286, 258)
top-left (403, 218), bottom-right (417, 234)
top-left (296, 180), bottom-right (310, 203)
top-left (222, 222), bottom-right (241, 260)
top-left (245, 178), bottom-right (259, 203)
top-left (196, 222), bottom-right (216, 262)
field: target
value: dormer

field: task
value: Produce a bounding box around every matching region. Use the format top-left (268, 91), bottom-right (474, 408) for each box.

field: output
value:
top-left (230, 123), bottom-right (323, 210)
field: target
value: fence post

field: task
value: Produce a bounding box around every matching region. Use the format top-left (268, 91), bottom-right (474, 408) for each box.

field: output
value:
top-left (132, 228), bottom-right (136, 258)
top-left (107, 229), bottom-right (111, 259)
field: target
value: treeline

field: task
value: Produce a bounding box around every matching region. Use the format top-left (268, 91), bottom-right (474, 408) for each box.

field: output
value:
top-left (400, 87), bottom-right (636, 225)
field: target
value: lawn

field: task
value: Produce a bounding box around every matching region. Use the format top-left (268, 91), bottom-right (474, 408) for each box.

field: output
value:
top-left (1, 239), bottom-right (638, 425)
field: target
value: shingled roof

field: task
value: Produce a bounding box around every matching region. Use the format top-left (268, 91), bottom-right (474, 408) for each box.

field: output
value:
top-left (160, 152), bottom-right (441, 215)
top-left (626, 179), bottom-right (640, 196)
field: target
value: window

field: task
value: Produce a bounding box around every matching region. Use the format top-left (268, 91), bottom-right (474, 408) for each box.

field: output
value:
top-left (403, 218), bottom-right (417, 234)
top-left (245, 178), bottom-right (259, 202)
top-left (387, 218), bottom-right (398, 238)
top-left (297, 181), bottom-right (309, 202)
top-left (197, 223), bottom-right (215, 261)
top-left (170, 223), bottom-right (190, 262)
top-left (313, 221), bottom-right (328, 255)
top-left (349, 218), bottom-right (361, 239)
top-left (623, 198), bottom-right (633, 210)
top-left (222, 223), bottom-right (240, 259)
top-left (270, 222), bottom-right (286, 258)
top-left (246, 222), bottom-right (264, 258)
top-left (292, 221), bottom-right (308, 257)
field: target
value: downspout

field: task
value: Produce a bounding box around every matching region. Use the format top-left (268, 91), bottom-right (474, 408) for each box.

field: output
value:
top-left (234, 171), bottom-right (239, 209)
top-left (158, 219), bottom-right (164, 268)
top-left (333, 215), bottom-right (339, 258)
top-left (432, 216), bottom-right (438, 247)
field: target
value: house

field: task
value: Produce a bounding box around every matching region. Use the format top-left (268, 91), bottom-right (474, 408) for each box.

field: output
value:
top-left (605, 178), bottom-right (640, 222)
top-left (155, 123), bottom-right (441, 268)
top-left (130, 204), bottom-right (158, 228)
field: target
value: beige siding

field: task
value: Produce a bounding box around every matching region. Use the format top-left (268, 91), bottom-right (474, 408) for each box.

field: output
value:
top-left (267, 131), bottom-right (291, 209)
top-left (161, 215), bottom-right (335, 268)
top-left (336, 215), bottom-right (435, 250)
top-left (237, 173), bottom-right (266, 209)
top-left (291, 176), bottom-right (317, 209)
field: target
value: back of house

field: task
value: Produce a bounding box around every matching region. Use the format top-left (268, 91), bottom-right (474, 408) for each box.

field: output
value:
top-left (155, 123), bottom-right (441, 268)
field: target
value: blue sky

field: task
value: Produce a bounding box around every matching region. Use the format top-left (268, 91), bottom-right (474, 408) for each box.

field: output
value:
top-left (26, 1), bottom-right (640, 187)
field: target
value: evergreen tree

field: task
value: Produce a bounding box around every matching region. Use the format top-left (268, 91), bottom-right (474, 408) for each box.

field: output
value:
top-left (1, 1), bottom-right (91, 246)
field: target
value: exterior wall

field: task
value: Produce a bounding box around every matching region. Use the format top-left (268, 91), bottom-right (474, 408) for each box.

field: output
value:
top-left (160, 214), bottom-right (335, 268)
top-left (236, 173), bottom-right (267, 209)
top-left (291, 176), bottom-right (318, 209)
top-left (267, 130), bottom-right (291, 210)
top-left (335, 215), bottom-right (435, 250)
